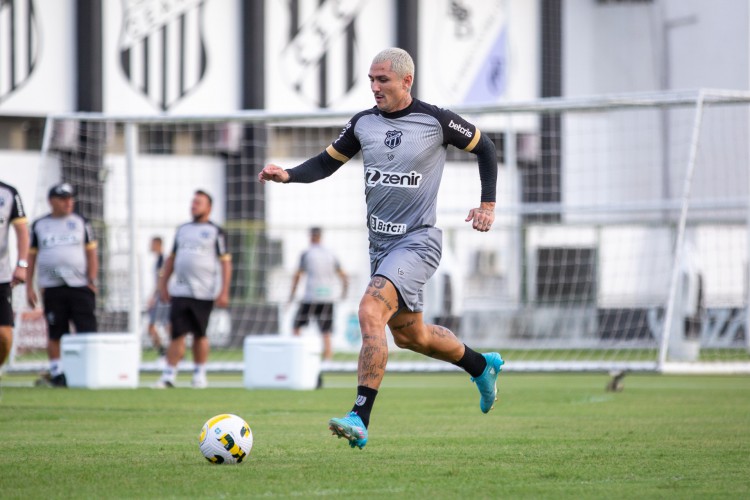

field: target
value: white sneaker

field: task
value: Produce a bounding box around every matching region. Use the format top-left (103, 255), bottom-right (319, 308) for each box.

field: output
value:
top-left (191, 376), bottom-right (208, 389)
top-left (153, 379), bottom-right (174, 389)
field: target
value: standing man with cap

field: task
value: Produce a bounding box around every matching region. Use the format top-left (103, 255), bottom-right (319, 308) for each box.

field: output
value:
top-left (27, 182), bottom-right (98, 387)
top-left (0, 181), bottom-right (29, 379)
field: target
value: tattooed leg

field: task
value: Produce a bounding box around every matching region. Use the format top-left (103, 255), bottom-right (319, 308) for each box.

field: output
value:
top-left (389, 312), bottom-right (465, 362)
top-left (356, 276), bottom-right (398, 389)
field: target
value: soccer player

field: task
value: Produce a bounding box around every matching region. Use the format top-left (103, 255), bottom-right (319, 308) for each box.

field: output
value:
top-left (27, 183), bottom-right (99, 387)
top-left (146, 236), bottom-right (169, 357)
top-left (259, 47), bottom-right (504, 449)
top-left (0, 181), bottom-right (29, 378)
top-left (289, 227), bottom-right (348, 361)
top-left (155, 190), bottom-right (232, 389)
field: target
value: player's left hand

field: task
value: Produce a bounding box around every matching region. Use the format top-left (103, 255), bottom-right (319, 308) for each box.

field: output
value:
top-left (10, 267), bottom-right (26, 288)
top-left (466, 202), bottom-right (495, 233)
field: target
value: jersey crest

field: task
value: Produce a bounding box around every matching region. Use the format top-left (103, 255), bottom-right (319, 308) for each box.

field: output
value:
top-left (384, 130), bottom-right (403, 149)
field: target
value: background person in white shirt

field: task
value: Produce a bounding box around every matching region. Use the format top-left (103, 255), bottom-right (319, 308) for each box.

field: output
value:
top-left (289, 227), bottom-right (348, 361)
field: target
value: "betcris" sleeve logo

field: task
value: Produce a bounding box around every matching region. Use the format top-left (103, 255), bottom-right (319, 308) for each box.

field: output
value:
top-left (448, 119), bottom-right (473, 138)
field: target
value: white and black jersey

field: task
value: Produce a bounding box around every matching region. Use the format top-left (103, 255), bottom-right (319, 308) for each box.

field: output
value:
top-left (168, 221), bottom-right (229, 301)
top-left (30, 213), bottom-right (96, 288)
top-left (327, 99), bottom-right (483, 241)
top-left (0, 181), bottom-right (26, 284)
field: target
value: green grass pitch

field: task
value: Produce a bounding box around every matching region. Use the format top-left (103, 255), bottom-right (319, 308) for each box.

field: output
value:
top-left (1, 372), bottom-right (748, 499)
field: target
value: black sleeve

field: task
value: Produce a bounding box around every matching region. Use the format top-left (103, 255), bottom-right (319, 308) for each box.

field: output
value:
top-left (82, 216), bottom-right (96, 245)
top-left (29, 220), bottom-right (38, 250)
top-left (9, 186), bottom-right (25, 221)
top-left (286, 151), bottom-right (345, 184)
top-left (215, 225), bottom-right (229, 257)
top-left (171, 228), bottom-right (180, 256)
top-left (472, 133), bottom-right (498, 203)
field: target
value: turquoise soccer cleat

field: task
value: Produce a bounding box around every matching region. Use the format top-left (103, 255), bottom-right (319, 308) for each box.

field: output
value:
top-left (471, 352), bottom-right (505, 413)
top-left (328, 412), bottom-right (368, 450)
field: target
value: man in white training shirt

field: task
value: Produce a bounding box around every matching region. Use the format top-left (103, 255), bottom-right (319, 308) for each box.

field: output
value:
top-left (289, 227), bottom-right (348, 361)
top-left (27, 183), bottom-right (98, 388)
top-left (0, 181), bottom-right (29, 380)
top-left (156, 190), bottom-right (232, 389)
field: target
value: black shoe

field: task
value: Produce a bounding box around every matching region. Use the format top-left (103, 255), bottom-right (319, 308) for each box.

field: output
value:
top-left (154, 379), bottom-right (174, 389)
top-left (316, 373), bottom-right (323, 390)
top-left (35, 371), bottom-right (52, 387)
top-left (50, 373), bottom-right (67, 387)
top-left (606, 370), bottom-right (626, 392)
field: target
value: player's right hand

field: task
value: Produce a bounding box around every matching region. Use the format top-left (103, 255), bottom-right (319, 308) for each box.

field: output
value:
top-left (465, 202), bottom-right (496, 233)
top-left (258, 164), bottom-right (290, 184)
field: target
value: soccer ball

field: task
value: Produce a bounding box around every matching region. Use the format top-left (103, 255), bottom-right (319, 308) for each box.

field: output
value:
top-left (199, 414), bottom-right (253, 464)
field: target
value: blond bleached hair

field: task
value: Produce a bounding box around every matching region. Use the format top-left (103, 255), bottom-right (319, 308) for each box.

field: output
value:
top-left (372, 47), bottom-right (415, 83)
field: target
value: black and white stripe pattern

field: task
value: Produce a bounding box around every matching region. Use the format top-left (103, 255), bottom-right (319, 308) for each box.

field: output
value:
top-left (282, 0), bottom-right (361, 108)
top-left (119, 0), bottom-right (206, 111)
top-left (0, 0), bottom-right (38, 103)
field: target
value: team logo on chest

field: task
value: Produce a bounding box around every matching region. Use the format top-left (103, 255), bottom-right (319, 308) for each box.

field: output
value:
top-left (384, 130), bottom-right (403, 149)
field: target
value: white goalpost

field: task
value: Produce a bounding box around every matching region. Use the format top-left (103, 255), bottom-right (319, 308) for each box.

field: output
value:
top-left (6, 89), bottom-right (750, 375)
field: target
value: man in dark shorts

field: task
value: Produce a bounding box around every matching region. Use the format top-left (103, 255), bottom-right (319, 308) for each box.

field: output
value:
top-left (0, 181), bottom-right (29, 381)
top-left (259, 47), bottom-right (504, 449)
top-left (27, 183), bottom-right (98, 387)
top-left (155, 190), bottom-right (232, 389)
top-left (289, 227), bottom-right (348, 361)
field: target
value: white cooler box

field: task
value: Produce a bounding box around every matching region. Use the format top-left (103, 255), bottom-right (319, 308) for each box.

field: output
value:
top-left (243, 335), bottom-right (321, 390)
top-left (61, 333), bottom-right (140, 389)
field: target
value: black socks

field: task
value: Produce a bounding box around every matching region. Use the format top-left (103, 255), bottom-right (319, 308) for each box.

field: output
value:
top-left (349, 347), bottom-right (486, 428)
top-left (351, 385), bottom-right (378, 428)
top-left (453, 345), bottom-right (487, 378)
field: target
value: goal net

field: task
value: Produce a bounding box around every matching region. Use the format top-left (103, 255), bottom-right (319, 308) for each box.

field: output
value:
top-left (8, 89), bottom-right (750, 374)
